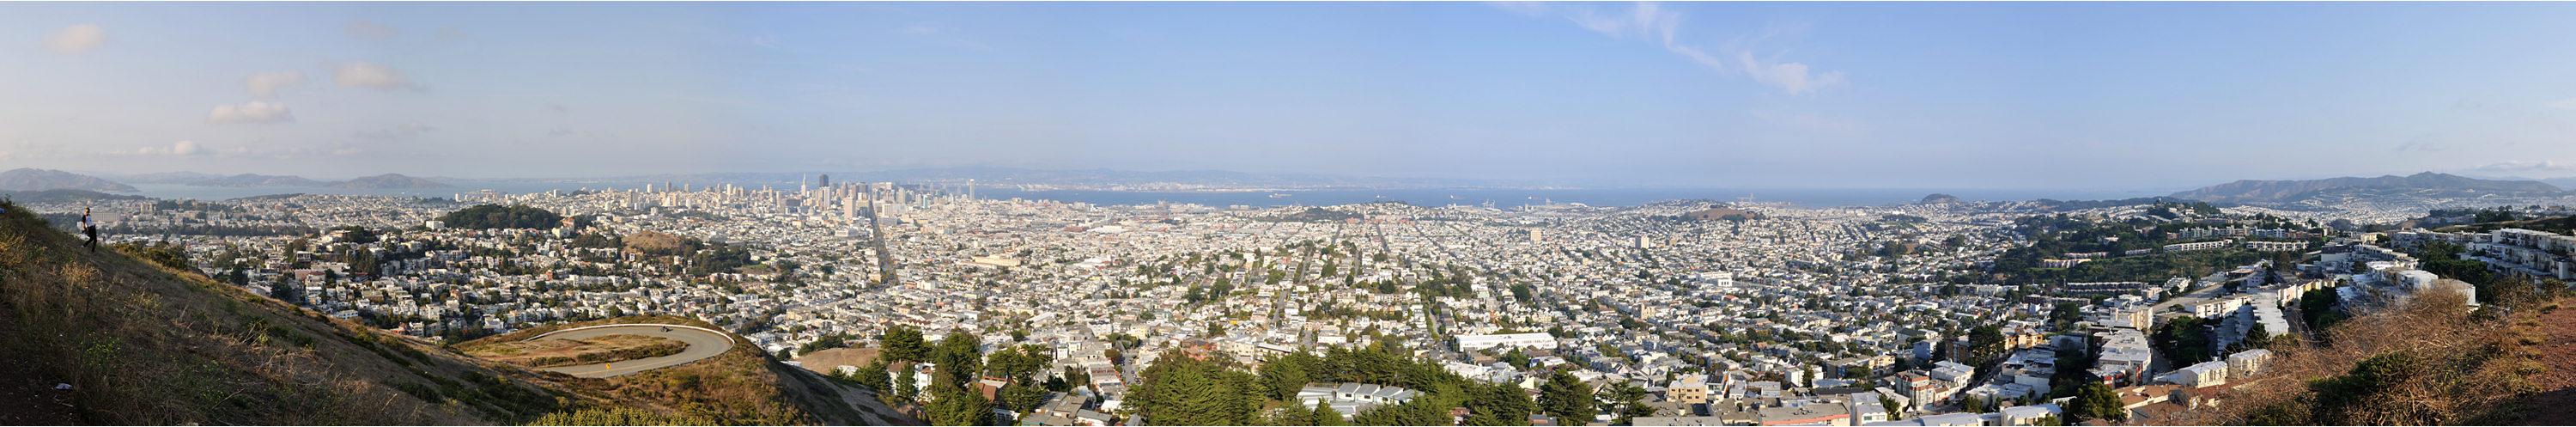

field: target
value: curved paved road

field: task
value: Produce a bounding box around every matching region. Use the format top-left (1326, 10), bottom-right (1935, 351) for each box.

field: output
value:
top-left (529, 325), bottom-right (735, 378)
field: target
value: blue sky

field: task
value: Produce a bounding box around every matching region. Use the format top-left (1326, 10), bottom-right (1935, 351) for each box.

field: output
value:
top-left (6, 2), bottom-right (2576, 191)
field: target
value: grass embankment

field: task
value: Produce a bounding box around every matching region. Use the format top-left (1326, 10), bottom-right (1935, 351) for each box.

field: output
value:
top-left (0, 200), bottom-right (569, 424)
top-left (2192, 285), bottom-right (2550, 425)
top-left (461, 334), bottom-right (689, 369)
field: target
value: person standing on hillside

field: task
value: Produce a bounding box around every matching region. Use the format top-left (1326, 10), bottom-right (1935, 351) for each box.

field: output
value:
top-left (80, 207), bottom-right (98, 252)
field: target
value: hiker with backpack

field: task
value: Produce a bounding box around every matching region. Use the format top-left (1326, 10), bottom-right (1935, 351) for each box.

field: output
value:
top-left (81, 207), bottom-right (99, 253)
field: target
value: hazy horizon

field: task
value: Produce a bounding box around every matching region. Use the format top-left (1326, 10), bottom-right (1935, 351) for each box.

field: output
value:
top-left (9, 2), bottom-right (2576, 190)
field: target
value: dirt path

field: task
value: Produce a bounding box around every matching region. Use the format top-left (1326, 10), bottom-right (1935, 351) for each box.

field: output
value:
top-left (2521, 299), bottom-right (2576, 425)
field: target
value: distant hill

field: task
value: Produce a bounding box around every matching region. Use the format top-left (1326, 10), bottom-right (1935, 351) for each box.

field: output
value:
top-left (0, 168), bottom-right (137, 192)
top-left (189, 174), bottom-right (330, 187)
top-left (2169, 172), bottom-right (2562, 204)
top-left (328, 174), bottom-right (452, 189)
top-left (1919, 193), bottom-right (1961, 204)
top-left (1682, 206), bottom-right (1763, 221)
top-left (0, 189), bottom-right (149, 204)
top-left (2543, 176), bottom-right (2576, 191)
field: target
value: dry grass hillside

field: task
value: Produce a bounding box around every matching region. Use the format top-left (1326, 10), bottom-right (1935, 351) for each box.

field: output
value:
top-left (2184, 284), bottom-right (2550, 425)
top-left (0, 199), bottom-right (918, 425)
top-left (0, 200), bottom-right (571, 424)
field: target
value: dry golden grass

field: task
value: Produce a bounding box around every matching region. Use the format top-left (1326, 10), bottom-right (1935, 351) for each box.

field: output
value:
top-left (2188, 283), bottom-right (2544, 425)
top-left (0, 201), bottom-right (519, 424)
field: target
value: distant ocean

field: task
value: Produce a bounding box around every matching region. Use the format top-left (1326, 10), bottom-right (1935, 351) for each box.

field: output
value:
top-left (127, 182), bottom-right (2160, 209)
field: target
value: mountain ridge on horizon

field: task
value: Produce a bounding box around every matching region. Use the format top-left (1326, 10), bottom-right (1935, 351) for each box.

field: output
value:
top-left (2168, 171), bottom-right (2565, 204)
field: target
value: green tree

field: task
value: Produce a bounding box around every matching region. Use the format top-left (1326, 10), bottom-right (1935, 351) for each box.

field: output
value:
top-left (891, 368), bottom-right (920, 406)
top-left (882, 326), bottom-right (929, 363)
top-left (2067, 382), bottom-right (2127, 423)
top-left (925, 382), bottom-right (994, 426)
top-left (1261, 352), bottom-right (1321, 400)
top-left (1539, 370), bottom-right (1596, 424)
top-left (934, 330), bottom-right (985, 388)
top-left (1475, 382), bottom-right (1536, 425)
top-left (1315, 404), bottom-right (1346, 426)
top-left (1001, 381), bottom-right (1047, 414)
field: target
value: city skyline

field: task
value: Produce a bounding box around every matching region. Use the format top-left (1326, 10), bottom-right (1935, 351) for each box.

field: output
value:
top-left (8, 2), bottom-right (2576, 191)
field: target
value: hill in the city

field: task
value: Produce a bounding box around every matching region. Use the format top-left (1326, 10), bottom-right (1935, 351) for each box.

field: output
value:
top-left (0, 199), bottom-right (908, 424)
top-left (2171, 172), bottom-right (2562, 204)
top-left (0, 168), bottom-right (137, 192)
top-left (1682, 206), bottom-right (1763, 221)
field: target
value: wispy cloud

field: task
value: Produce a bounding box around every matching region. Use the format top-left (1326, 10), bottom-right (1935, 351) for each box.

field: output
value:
top-left (207, 101), bottom-right (294, 124)
top-left (2549, 97), bottom-right (2576, 110)
top-left (333, 61), bottom-right (416, 90)
top-left (1734, 51), bottom-right (1844, 95)
top-left (243, 70), bottom-right (305, 98)
top-left (44, 24), bottom-right (106, 54)
top-left (1498, 2), bottom-right (1842, 95)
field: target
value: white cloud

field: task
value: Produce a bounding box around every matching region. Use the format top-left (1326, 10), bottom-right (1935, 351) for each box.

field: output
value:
top-left (109, 140), bottom-right (208, 156)
top-left (243, 71), bottom-right (305, 98)
top-left (1734, 51), bottom-right (1844, 95)
top-left (333, 61), bottom-right (414, 89)
top-left (2549, 98), bottom-right (2576, 110)
top-left (207, 101), bottom-right (294, 124)
top-left (1499, 3), bottom-right (1844, 95)
top-left (345, 20), bottom-right (398, 40)
top-left (44, 24), bottom-right (106, 54)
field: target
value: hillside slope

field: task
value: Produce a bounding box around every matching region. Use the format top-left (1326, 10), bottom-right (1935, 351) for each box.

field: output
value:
top-left (0, 200), bottom-right (556, 424)
top-left (0, 200), bottom-right (912, 425)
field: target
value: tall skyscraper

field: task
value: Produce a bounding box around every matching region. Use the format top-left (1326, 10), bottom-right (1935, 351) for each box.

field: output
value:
top-left (818, 174), bottom-right (829, 188)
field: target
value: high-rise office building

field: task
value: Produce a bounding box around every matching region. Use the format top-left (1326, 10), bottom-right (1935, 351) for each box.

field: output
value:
top-left (818, 174), bottom-right (829, 188)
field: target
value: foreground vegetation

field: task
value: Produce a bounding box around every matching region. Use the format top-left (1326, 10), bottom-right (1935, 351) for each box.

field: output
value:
top-left (2202, 284), bottom-right (2556, 425)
